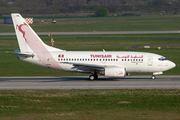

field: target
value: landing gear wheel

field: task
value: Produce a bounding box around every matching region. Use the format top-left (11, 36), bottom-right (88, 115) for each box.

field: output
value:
top-left (89, 74), bottom-right (98, 81)
top-left (89, 75), bottom-right (95, 81)
top-left (151, 75), bottom-right (156, 79)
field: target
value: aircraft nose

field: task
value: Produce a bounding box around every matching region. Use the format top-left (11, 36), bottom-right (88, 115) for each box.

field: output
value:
top-left (169, 61), bottom-right (176, 69)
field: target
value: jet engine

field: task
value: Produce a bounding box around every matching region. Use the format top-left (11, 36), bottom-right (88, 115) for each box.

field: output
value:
top-left (104, 67), bottom-right (126, 78)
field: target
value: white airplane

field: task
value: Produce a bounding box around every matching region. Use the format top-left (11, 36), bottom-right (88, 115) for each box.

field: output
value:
top-left (10, 13), bottom-right (176, 80)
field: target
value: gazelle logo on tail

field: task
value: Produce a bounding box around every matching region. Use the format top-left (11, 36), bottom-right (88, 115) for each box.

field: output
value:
top-left (16, 22), bottom-right (28, 42)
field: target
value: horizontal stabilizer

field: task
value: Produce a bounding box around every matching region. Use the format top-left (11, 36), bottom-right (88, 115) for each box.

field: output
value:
top-left (6, 50), bottom-right (34, 57)
top-left (14, 50), bottom-right (20, 53)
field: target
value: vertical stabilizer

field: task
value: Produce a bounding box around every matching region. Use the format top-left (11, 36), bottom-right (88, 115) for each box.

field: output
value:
top-left (11, 13), bottom-right (63, 53)
top-left (12, 13), bottom-right (32, 53)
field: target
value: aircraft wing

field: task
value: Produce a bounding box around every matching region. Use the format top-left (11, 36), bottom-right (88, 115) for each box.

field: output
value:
top-left (60, 62), bottom-right (118, 72)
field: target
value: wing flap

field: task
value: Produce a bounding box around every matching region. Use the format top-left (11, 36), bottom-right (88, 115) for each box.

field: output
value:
top-left (60, 62), bottom-right (119, 72)
top-left (61, 62), bottom-right (104, 72)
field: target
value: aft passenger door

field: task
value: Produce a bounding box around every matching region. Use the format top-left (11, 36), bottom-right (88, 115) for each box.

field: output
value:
top-left (46, 55), bottom-right (51, 65)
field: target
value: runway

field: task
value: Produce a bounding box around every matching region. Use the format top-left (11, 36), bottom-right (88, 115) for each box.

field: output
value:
top-left (1, 31), bottom-right (180, 36)
top-left (0, 75), bottom-right (180, 89)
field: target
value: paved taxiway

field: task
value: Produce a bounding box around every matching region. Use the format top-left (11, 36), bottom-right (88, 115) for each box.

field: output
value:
top-left (1, 31), bottom-right (180, 36)
top-left (0, 75), bottom-right (180, 89)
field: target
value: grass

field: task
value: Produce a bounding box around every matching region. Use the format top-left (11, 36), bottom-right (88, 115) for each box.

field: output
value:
top-left (1, 14), bottom-right (180, 32)
top-left (0, 89), bottom-right (180, 119)
top-left (0, 34), bottom-right (179, 76)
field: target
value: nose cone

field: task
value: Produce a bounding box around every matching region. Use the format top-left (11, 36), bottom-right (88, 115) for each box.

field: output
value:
top-left (169, 61), bottom-right (176, 69)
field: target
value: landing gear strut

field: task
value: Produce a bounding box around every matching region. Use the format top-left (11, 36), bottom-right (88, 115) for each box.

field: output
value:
top-left (151, 75), bottom-right (156, 79)
top-left (89, 73), bottom-right (98, 81)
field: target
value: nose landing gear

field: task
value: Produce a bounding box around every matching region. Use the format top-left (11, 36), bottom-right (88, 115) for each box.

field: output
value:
top-left (151, 75), bottom-right (156, 79)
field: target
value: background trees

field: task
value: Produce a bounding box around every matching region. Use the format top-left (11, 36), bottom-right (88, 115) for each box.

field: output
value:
top-left (95, 7), bottom-right (108, 17)
top-left (1, 0), bottom-right (180, 15)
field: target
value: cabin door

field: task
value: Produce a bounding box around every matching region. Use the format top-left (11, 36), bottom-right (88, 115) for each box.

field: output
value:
top-left (46, 55), bottom-right (51, 65)
top-left (148, 56), bottom-right (153, 66)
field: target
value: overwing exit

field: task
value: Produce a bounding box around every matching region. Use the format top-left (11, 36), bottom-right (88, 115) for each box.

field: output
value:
top-left (10, 13), bottom-right (176, 80)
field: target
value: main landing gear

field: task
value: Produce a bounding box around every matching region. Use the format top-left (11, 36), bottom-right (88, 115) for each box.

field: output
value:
top-left (89, 73), bottom-right (98, 81)
top-left (151, 75), bottom-right (156, 79)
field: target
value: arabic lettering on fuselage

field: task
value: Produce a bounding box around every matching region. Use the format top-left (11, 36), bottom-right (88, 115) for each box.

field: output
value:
top-left (131, 55), bottom-right (143, 59)
top-left (90, 54), bottom-right (112, 58)
top-left (117, 55), bottom-right (129, 59)
top-left (117, 55), bottom-right (143, 59)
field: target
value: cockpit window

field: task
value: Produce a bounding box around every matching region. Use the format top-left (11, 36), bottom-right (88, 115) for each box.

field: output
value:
top-left (158, 57), bottom-right (167, 61)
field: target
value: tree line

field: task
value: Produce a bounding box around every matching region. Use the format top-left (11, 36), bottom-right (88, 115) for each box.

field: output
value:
top-left (9, 0), bottom-right (180, 6)
top-left (1, 0), bottom-right (180, 15)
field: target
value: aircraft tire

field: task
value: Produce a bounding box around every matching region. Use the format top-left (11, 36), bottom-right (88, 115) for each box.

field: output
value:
top-left (89, 75), bottom-right (95, 81)
top-left (151, 75), bottom-right (156, 79)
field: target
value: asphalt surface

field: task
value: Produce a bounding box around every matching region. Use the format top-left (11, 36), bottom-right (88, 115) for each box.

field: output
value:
top-left (0, 75), bottom-right (180, 89)
top-left (1, 31), bottom-right (180, 36)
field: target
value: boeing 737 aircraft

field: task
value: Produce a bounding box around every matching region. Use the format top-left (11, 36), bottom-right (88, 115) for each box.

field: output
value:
top-left (10, 13), bottom-right (176, 80)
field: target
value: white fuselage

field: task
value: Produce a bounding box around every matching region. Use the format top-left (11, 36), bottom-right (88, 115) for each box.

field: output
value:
top-left (20, 51), bottom-right (175, 74)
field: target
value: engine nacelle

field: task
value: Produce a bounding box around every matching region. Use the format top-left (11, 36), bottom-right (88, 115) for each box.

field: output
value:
top-left (105, 67), bottom-right (126, 78)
